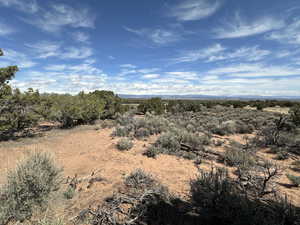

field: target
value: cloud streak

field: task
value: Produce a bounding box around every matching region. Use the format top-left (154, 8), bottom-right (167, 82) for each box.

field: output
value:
top-left (0, 0), bottom-right (39, 13)
top-left (169, 0), bottom-right (221, 21)
top-left (24, 3), bottom-right (96, 32)
top-left (214, 12), bottom-right (284, 39)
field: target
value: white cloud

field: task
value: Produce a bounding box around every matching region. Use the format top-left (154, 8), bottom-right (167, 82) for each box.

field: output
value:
top-left (214, 12), bottom-right (284, 39)
top-left (44, 64), bottom-right (67, 71)
top-left (45, 61), bottom-right (101, 75)
top-left (142, 74), bottom-right (160, 79)
top-left (72, 31), bottom-right (90, 43)
top-left (120, 64), bottom-right (137, 69)
top-left (138, 68), bottom-right (160, 74)
top-left (1, 49), bottom-right (36, 68)
top-left (207, 46), bottom-right (270, 62)
top-left (165, 71), bottom-right (199, 80)
top-left (169, 0), bottom-right (221, 21)
top-left (124, 26), bottom-right (183, 45)
top-left (173, 43), bottom-right (225, 63)
top-left (0, 0), bottom-right (39, 13)
top-left (26, 41), bottom-right (93, 59)
top-left (266, 20), bottom-right (300, 45)
top-left (173, 45), bottom-right (270, 63)
top-left (25, 3), bottom-right (95, 32)
top-left (26, 41), bottom-right (61, 58)
top-left (61, 47), bottom-right (93, 59)
top-left (207, 63), bottom-right (300, 77)
top-left (0, 22), bottom-right (15, 36)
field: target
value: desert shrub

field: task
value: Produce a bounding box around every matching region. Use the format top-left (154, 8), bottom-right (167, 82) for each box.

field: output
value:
top-left (137, 97), bottom-right (165, 115)
top-left (286, 174), bottom-right (300, 187)
top-left (223, 148), bottom-right (256, 167)
top-left (290, 105), bottom-right (300, 126)
top-left (213, 139), bottom-right (224, 146)
top-left (291, 160), bottom-right (300, 172)
top-left (155, 132), bottom-right (181, 153)
top-left (31, 217), bottom-right (66, 225)
top-left (124, 169), bottom-right (156, 189)
top-left (116, 113), bottom-right (134, 126)
top-left (116, 138), bottom-right (133, 151)
top-left (134, 127), bottom-right (150, 139)
top-left (0, 152), bottom-right (62, 224)
top-left (63, 186), bottom-right (75, 199)
top-left (100, 120), bottom-right (115, 129)
top-left (112, 125), bottom-right (132, 137)
top-left (143, 145), bottom-right (162, 158)
top-left (190, 167), bottom-right (298, 225)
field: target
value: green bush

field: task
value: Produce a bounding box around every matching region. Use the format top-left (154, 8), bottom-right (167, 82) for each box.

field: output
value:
top-left (63, 186), bottom-right (75, 199)
top-left (155, 132), bottom-right (181, 153)
top-left (143, 145), bottom-right (162, 158)
top-left (137, 97), bottom-right (165, 115)
top-left (286, 174), bottom-right (300, 187)
top-left (124, 169), bottom-right (156, 189)
top-left (290, 105), bottom-right (300, 126)
top-left (112, 125), bottom-right (132, 137)
top-left (191, 167), bottom-right (299, 225)
top-left (33, 217), bottom-right (66, 225)
top-left (0, 152), bottom-right (62, 224)
top-left (224, 148), bottom-right (256, 167)
top-left (116, 138), bottom-right (134, 151)
top-left (134, 127), bottom-right (151, 139)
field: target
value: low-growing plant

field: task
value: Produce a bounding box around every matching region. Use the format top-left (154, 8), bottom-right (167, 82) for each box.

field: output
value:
top-left (0, 152), bottom-right (62, 224)
top-left (223, 148), bottom-right (256, 168)
top-left (291, 160), bottom-right (300, 172)
top-left (286, 174), bottom-right (300, 187)
top-left (33, 217), bottom-right (66, 225)
top-left (124, 169), bottom-right (156, 189)
top-left (112, 125), bottom-right (131, 137)
top-left (116, 138), bottom-right (133, 151)
top-left (134, 127), bottom-right (151, 139)
top-left (143, 145), bottom-right (162, 158)
top-left (63, 186), bottom-right (76, 199)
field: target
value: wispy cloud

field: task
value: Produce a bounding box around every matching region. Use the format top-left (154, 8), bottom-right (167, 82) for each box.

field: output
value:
top-left (173, 44), bottom-right (271, 64)
top-left (26, 41), bottom-right (61, 58)
top-left (142, 74), bottom-right (160, 79)
top-left (61, 47), bottom-right (93, 59)
top-left (214, 12), bottom-right (284, 39)
top-left (0, 0), bottom-right (39, 13)
top-left (24, 3), bottom-right (96, 32)
top-left (0, 22), bottom-right (15, 36)
top-left (1, 49), bottom-right (36, 68)
top-left (266, 20), bottom-right (300, 45)
top-left (207, 63), bottom-right (300, 77)
top-left (165, 71), bottom-right (199, 80)
top-left (173, 43), bottom-right (225, 63)
top-left (124, 26), bottom-right (183, 45)
top-left (26, 41), bottom-right (93, 59)
top-left (71, 31), bottom-right (90, 43)
top-left (168, 0), bottom-right (221, 21)
top-left (120, 64), bottom-right (137, 69)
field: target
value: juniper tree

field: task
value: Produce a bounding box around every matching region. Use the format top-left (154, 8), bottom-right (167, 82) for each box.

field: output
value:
top-left (0, 49), bottom-right (37, 139)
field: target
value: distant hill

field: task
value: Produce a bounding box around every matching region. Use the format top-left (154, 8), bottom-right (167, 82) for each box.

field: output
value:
top-left (119, 94), bottom-right (300, 101)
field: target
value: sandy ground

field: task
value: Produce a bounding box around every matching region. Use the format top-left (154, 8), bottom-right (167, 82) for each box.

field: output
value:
top-left (0, 125), bottom-right (299, 221)
top-left (0, 126), bottom-right (198, 218)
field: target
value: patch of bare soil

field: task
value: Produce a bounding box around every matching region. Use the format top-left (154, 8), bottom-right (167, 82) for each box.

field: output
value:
top-left (0, 126), bottom-right (198, 219)
top-left (1, 126), bottom-right (300, 222)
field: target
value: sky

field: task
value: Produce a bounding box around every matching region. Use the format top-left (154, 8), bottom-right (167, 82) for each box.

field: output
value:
top-left (0, 0), bottom-right (300, 96)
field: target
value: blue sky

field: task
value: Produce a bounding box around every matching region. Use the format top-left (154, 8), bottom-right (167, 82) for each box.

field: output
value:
top-left (0, 0), bottom-right (300, 96)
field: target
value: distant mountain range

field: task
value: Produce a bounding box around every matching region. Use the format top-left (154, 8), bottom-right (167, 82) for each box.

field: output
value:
top-left (119, 94), bottom-right (300, 101)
